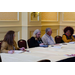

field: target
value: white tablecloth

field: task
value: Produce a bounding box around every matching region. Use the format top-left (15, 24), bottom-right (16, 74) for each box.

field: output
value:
top-left (1, 43), bottom-right (75, 62)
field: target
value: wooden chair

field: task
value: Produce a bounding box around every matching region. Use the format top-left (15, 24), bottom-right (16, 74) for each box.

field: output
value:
top-left (55, 36), bottom-right (64, 44)
top-left (27, 39), bottom-right (30, 48)
top-left (18, 39), bottom-right (27, 49)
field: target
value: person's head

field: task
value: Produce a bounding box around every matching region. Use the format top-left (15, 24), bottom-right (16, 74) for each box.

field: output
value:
top-left (65, 30), bottom-right (71, 36)
top-left (4, 30), bottom-right (15, 45)
top-left (45, 28), bottom-right (52, 36)
top-left (33, 29), bottom-right (41, 38)
top-left (64, 26), bottom-right (74, 36)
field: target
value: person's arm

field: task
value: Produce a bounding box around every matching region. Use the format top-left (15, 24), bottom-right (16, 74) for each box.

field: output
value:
top-left (1, 42), bottom-right (9, 53)
top-left (71, 36), bottom-right (75, 41)
top-left (62, 35), bottom-right (71, 43)
top-left (42, 37), bottom-right (48, 45)
top-left (30, 37), bottom-right (39, 48)
top-left (14, 41), bottom-right (19, 50)
top-left (51, 36), bottom-right (55, 44)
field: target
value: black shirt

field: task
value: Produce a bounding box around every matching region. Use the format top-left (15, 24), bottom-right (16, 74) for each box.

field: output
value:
top-left (30, 37), bottom-right (43, 48)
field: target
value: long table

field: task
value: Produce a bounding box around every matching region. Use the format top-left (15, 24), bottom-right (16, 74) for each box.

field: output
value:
top-left (1, 43), bottom-right (75, 62)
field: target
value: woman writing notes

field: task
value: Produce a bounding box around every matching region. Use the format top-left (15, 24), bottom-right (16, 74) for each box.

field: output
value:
top-left (30, 29), bottom-right (48, 48)
top-left (1, 30), bottom-right (25, 53)
top-left (62, 26), bottom-right (75, 43)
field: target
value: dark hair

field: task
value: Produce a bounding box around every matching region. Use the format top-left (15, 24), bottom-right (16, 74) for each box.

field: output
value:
top-left (4, 30), bottom-right (15, 45)
top-left (64, 26), bottom-right (74, 35)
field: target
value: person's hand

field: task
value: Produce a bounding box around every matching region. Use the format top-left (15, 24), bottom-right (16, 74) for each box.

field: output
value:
top-left (19, 47), bottom-right (25, 51)
top-left (39, 43), bottom-right (44, 46)
top-left (8, 50), bottom-right (14, 54)
top-left (70, 39), bottom-right (72, 41)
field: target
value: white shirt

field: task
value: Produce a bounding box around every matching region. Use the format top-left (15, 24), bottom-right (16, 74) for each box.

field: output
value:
top-left (42, 33), bottom-right (55, 45)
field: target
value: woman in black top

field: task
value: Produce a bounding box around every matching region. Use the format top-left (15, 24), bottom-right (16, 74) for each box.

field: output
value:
top-left (30, 29), bottom-right (44, 48)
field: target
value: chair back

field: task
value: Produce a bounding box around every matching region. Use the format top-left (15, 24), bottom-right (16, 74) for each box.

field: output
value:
top-left (18, 39), bottom-right (27, 49)
top-left (27, 39), bottom-right (30, 48)
top-left (55, 36), bottom-right (63, 44)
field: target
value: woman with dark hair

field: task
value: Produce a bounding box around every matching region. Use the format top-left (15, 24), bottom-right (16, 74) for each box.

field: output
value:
top-left (62, 26), bottom-right (75, 43)
top-left (1, 30), bottom-right (25, 53)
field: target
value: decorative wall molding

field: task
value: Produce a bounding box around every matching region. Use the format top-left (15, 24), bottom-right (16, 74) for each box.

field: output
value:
top-left (41, 25), bottom-right (59, 26)
top-left (60, 24), bottom-right (75, 27)
top-left (41, 12), bottom-right (58, 22)
top-left (0, 12), bottom-right (19, 21)
top-left (0, 31), bottom-right (20, 42)
top-left (0, 26), bottom-right (22, 42)
top-left (0, 25), bottom-right (21, 27)
top-left (62, 12), bottom-right (75, 22)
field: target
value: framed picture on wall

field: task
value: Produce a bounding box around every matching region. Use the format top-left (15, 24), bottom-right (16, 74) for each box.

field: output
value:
top-left (29, 12), bottom-right (40, 22)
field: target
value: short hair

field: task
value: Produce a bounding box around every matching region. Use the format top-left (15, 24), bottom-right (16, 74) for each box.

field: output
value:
top-left (45, 28), bottom-right (51, 33)
top-left (33, 29), bottom-right (41, 36)
top-left (64, 26), bottom-right (74, 35)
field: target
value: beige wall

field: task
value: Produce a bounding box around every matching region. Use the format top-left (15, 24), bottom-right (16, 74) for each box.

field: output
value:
top-left (60, 12), bottom-right (75, 36)
top-left (41, 12), bottom-right (60, 38)
top-left (41, 12), bottom-right (57, 20)
top-left (1, 12), bottom-right (75, 44)
top-left (0, 12), bottom-right (22, 26)
top-left (0, 12), bottom-right (17, 20)
top-left (28, 12), bottom-right (60, 39)
top-left (0, 12), bottom-right (28, 44)
top-left (41, 12), bottom-right (75, 38)
top-left (28, 12), bottom-right (41, 39)
top-left (22, 12), bottom-right (28, 41)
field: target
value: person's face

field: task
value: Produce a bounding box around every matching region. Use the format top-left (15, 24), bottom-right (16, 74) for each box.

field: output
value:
top-left (36, 32), bottom-right (41, 38)
top-left (66, 30), bottom-right (71, 36)
top-left (47, 29), bottom-right (52, 36)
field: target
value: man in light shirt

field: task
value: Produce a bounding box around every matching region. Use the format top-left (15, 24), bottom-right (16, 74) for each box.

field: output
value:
top-left (42, 28), bottom-right (55, 45)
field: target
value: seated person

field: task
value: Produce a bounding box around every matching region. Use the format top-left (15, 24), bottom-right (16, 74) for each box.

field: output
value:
top-left (42, 28), bottom-right (55, 45)
top-left (30, 29), bottom-right (44, 48)
top-left (62, 26), bottom-right (75, 43)
top-left (1, 30), bottom-right (25, 53)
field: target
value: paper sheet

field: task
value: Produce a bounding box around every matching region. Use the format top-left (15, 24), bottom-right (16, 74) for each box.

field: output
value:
top-left (69, 42), bottom-right (75, 44)
top-left (14, 50), bottom-right (24, 54)
top-left (52, 46), bottom-right (62, 49)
